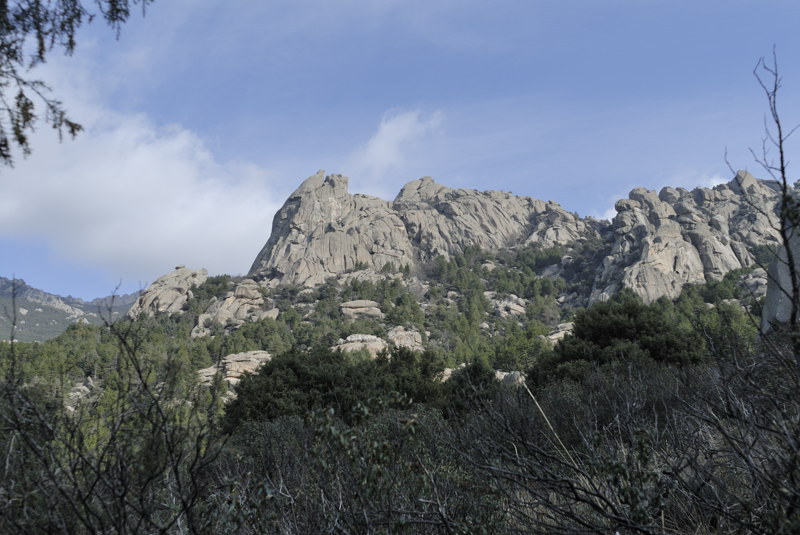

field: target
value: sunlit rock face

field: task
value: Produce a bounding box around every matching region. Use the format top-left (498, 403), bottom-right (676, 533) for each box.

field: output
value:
top-left (592, 171), bottom-right (782, 303)
top-left (250, 170), bottom-right (782, 305)
top-left (136, 170), bottom-right (785, 323)
top-left (127, 266), bottom-right (208, 318)
top-left (248, 170), bottom-right (598, 288)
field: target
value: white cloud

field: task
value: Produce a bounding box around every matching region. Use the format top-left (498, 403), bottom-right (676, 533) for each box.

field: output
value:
top-left (346, 109), bottom-right (443, 198)
top-left (0, 61), bottom-right (283, 289)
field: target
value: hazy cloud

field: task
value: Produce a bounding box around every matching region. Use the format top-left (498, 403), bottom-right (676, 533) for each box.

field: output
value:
top-left (0, 62), bottom-right (282, 290)
top-left (347, 109), bottom-right (443, 199)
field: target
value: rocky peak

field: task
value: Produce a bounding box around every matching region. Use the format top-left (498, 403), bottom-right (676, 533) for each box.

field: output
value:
top-left (591, 172), bottom-right (781, 302)
top-left (249, 171), bottom-right (596, 287)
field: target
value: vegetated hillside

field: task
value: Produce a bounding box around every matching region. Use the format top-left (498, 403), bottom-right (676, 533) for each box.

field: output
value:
top-left (0, 249), bottom-right (786, 532)
top-left (0, 170), bottom-right (794, 533)
top-left (0, 277), bottom-right (137, 342)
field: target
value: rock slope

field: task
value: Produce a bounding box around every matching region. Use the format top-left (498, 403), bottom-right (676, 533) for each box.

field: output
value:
top-left (249, 170), bottom-right (601, 287)
top-left (249, 170), bottom-right (783, 304)
top-left (0, 278), bottom-right (137, 342)
top-left (593, 171), bottom-right (781, 302)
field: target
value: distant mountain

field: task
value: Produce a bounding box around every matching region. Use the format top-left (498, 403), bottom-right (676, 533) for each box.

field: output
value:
top-left (0, 278), bottom-right (138, 342)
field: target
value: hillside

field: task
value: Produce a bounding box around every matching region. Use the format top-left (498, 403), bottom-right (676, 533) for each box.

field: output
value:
top-left (2, 170), bottom-right (799, 533)
top-left (0, 278), bottom-right (137, 342)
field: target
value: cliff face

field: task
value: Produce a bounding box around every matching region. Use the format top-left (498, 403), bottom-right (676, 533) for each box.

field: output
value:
top-left (594, 170), bottom-right (781, 302)
top-left (248, 170), bottom-right (600, 288)
top-left (248, 170), bottom-right (782, 304)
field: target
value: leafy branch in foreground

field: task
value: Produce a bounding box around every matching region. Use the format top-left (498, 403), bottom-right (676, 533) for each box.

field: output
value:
top-left (0, 0), bottom-right (153, 166)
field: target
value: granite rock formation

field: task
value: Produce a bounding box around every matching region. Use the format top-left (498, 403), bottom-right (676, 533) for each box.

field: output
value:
top-left (592, 171), bottom-right (781, 302)
top-left (127, 266), bottom-right (208, 318)
top-left (248, 170), bottom-right (783, 305)
top-left (248, 171), bottom-right (598, 287)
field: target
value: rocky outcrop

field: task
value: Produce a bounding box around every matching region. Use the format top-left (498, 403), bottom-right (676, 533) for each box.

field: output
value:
top-left (331, 334), bottom-right (388, 358)
top-left (127, 266), bottom-right (208, 318)
top-left (386, 326), bottom-right (424, 351)
top-left (484, 292), bottom-right (527, 317)
top-left (65, 376), bottom-right (100, 412)
top-left (592, 171), bottom-right (782, 302)
top-left (198, 350), bottom-right (272, 388)
top-left (191, 279), bottom-right (279, 337)
top-left (223, 168), bottom-right (795, 312)
top-left (250, 171), bottom-right (784, 305)
top-left (249, 171), bottom-right (598, 287)
top-left (340, 300), bottom-right (384, 319)
top-left (540, 322), bottom-right (575, 344)
top-left (249, 171), bottom-right (417, 287)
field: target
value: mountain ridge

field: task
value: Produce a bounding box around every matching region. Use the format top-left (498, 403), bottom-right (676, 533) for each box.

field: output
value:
top-left (0, 277), bottom-right (138, 341)
top-left (248, 169), bottom-right (781, 304)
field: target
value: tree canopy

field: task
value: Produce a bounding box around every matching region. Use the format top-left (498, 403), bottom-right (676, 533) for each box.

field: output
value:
top-left (0, 0), bottom-right (153, 165)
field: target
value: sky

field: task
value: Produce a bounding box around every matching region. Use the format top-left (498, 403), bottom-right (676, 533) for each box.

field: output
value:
top-left (2, 0), bottom-right (800, 299)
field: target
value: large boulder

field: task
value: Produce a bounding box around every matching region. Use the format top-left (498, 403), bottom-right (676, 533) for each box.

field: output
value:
top-left (127, 266), bottom-right (208, 318)
top-left (340, 300), bottom-right (384, 319)
top-left (198, 350), bottom-right (272, 388)
top-left (386, 326), bottom-right (424, 351)
top-left (331, 334), bottom-right (388, 358)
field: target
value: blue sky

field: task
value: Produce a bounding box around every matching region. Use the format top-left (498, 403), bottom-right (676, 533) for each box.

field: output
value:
top-left (2, 0), bottom-right (800, 299)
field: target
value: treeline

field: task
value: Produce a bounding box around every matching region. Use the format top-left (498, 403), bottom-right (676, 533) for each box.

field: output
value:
top-left (1, 248), bottom-right (790, 533)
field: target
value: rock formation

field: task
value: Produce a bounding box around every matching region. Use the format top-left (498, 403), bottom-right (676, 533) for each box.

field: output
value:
top-left (127, 266), bottom-right (208, 318)
top-left (340, 300), bottom-right (383, 319)
top-left (386, 326), bottom-right (424, 351)
top-left (331, 334), bottom-right (388, 358)
top-left (248, 171), bottom-right (599, 287)
top-left (249, 170), bottom-right (783, 305)
top-left (191, 279), bottom-right (279, 337)
top-left (198, 350), bottom-right (272, 388)
top-left (592, 171), bottom-right (782, 302)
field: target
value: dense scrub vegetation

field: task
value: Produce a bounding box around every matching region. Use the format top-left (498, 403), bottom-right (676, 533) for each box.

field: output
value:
top-left (2, 244), bottom-right (795, 533)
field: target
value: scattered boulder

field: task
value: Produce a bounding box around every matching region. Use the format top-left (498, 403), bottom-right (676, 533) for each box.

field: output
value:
top-left (331, 334), bottom-right (388, 358)
top-left (340, 300), bottom-right (384, 319)
top-left (386, 326), bottom-right (424, 351)
top-left (198, 350), bottom-right (272, 390)
top-left (127, 266), bottom-right (208, 318)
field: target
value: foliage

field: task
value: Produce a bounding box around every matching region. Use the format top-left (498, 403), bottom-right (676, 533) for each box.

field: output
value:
top-left (222, 345), bottom-right (446, 431)
top-left (0, 0), bottom-right (154, 165)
